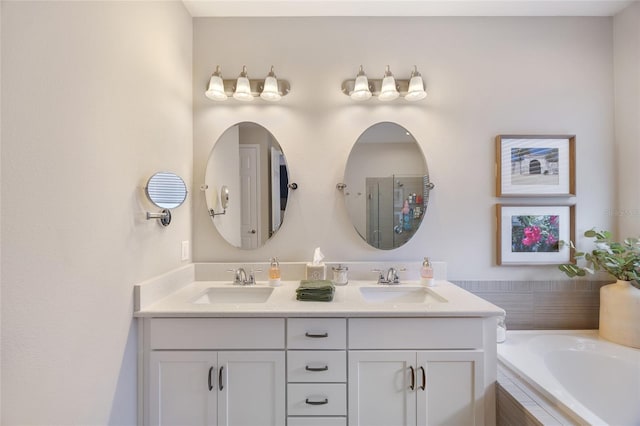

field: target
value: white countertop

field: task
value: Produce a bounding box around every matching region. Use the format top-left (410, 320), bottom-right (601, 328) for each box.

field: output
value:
top-left (134, 279), bottom-right (504, 318)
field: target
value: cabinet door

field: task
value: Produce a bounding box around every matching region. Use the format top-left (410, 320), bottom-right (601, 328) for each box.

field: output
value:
top-left (416, 350), bottom-right (484, 426)
top-left (217, 351), bottom-right (285, 426)
top-left (348, 351), bottom-right (416, 426)
top-left (149, 351), bottom-right (217, 426)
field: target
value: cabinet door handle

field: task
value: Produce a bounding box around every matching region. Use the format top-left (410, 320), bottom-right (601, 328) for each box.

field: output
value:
top-left (208, 366), bottom-right (214, 391)
top-left (218, 366), bottom-right (224, 391)
top-left (305, 332), bottom-right (328, 338)
top-left (419, 366), bottom-right (426, 391)
top-left (305, 365), bottom-right (329, 372)
top-left (305, 398), bottom-right (329, 405)
top-left (409, 366), bottom-right (415, 390)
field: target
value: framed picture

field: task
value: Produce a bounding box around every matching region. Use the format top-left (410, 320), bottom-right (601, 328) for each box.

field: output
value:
top-left (496, 135), bottom-right (575, 197)
top-left (497, 204), bottom-right (575, 265)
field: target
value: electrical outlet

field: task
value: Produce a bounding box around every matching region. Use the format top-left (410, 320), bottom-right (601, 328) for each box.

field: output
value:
top-left (181, 241), bottom-right (190, 261)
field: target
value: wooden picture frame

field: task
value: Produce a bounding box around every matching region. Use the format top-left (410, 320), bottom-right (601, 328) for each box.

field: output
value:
top-left (497, 204), bottom-right (575, 265)
top-left (496, 135), bottom-right (576, 197)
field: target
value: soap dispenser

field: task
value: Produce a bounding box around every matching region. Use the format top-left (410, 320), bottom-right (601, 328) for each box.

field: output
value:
top-left (420, 257), bottom-right (434, 287)
top-left (268, 257), bottom-right (281, 287)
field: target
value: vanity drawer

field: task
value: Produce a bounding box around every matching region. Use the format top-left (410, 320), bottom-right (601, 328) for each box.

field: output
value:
top-left (149, 318), bottom-right (285, 349)
top-left (287, 383), bottom-right (347, 416)
top-left (348, 318), bottom-right (483, 349)
top-left (288, 417), bottom-right (346, 426)
top-left (287, 351), bottom-right (346, 382)
top-left (287, 318), bottom-right (346, 349)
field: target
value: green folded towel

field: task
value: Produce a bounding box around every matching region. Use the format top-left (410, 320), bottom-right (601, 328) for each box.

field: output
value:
top-left (297, 280), bottom-right (334, 291)
top-left (296, 280), bottom-right (335, 302)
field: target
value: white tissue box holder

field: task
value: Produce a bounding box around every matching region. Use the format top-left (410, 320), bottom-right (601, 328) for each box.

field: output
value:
top-left (306, 264), bottom-right (326, 280)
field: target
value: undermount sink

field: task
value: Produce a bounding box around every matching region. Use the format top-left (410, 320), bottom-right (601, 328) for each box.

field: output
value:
top-left (359, 286), bottom-right (447, 304)
top-left (192, 286), bottom-right (274, 304)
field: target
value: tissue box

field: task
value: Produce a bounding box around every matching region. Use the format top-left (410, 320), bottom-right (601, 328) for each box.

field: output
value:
top-left (306, 264), bottom-right (326, 280)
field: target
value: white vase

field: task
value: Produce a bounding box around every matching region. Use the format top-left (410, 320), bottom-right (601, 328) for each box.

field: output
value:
top-left (599, 280), bottom-right (640, 348)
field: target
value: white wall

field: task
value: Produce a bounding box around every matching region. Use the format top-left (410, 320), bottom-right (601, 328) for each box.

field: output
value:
top-left (193, 17), bottom-right (615, 280)
top-left (1, 1), bottom-right (192, 424)
top-left (614, 2), bottom-right (640, 238)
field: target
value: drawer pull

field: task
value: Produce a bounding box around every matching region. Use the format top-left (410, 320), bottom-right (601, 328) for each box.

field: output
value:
top-left (218, 366), bottom-right (224, 391)
top-left (419, 366), bottom-right (426, 391)
top-left (409, 366), bottom-right (415, 390)
top-left (305, 365), bottom-right (329, 372)
top-left (305, 398), bottom-right (329, 405)
top-left (305, 332), bottom-right (329, 338)
top-left (208, 366), bottom-right (214, 391)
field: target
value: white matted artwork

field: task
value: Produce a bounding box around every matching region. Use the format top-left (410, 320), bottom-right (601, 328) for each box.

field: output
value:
top-left (496, 135), bottom-right (575, 196)
top-left (497, 204), bottom-right (575, 265)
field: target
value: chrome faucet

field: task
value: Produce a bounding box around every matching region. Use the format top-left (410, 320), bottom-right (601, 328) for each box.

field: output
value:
top-left (229, 268), bottom-right (256, 286)
top-left (373, 267), bottom-right (400, 285)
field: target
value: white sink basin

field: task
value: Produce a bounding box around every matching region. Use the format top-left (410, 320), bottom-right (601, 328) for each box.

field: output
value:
top-left (192, 286), bottom-right (274, 304)
top-left (359, 286), bottom-right (447, 304)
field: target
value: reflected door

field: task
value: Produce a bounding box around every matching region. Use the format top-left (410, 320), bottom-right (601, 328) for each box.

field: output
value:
top-left (239, 145), bottom-right (260, 249)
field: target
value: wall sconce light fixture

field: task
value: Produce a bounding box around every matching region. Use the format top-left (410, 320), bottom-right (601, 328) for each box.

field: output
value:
top-left (342, 65), bottom-right (427, 102)
top-left (205, 65), bottom-right (290, 102)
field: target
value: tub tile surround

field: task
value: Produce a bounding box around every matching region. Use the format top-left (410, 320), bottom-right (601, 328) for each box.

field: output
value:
top-left (454, 280), bottom-right (611, 330)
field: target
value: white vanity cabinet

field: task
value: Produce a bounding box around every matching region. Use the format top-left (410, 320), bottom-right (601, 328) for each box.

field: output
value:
top-left (144, 318), bottom-right (286, 426)
top-left (348, 318), bottom-right (487, 426)
top-left (140, 315), bottom-right (497, 426)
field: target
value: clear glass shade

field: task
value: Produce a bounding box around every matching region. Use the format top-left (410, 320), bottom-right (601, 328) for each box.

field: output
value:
top-left (379, 75), bottom-right (399, 101)
top-left (205, 74), bottom-right (227, 101)
top-left (260, 75), bottom-right (281, 101)
top-left (233, 76), bottom-right (253, 101)
top-left (405, 75), bottom-right (427, 101)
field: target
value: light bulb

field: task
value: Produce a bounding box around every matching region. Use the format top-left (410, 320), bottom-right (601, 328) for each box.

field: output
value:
top-left (233, 66), bottom-right (254, 101)
top-left (405, 65), bottom-right (427, 101)
top-left (260, 66), bottom-right (281, 101)
top-left (205, 66), bottom-right (227, 101)
top-left (350, 65), bottom-right (372, 101)
top-left (378, 65), bottom-right (399, 101)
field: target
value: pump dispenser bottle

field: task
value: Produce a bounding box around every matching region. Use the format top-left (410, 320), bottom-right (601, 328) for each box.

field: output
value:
top-left (268, 257), bottom-right (281, 286)
top-left (420, 257), bottom-right (434, 286)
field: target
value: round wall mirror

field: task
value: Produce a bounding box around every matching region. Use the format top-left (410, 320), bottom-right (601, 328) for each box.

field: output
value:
top-left (342, 122), bottom-right (431, 250)
top-left (145, 172), bottom-right (188, 209)
top-left (205, 122), bottom-right (290, 249)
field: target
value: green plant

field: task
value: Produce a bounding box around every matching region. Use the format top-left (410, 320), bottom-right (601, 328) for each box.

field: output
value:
top-left (559, 229), bottom-right (640, 289)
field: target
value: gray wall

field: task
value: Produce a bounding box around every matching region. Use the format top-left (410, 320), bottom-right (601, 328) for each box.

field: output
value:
top-left (1, 1), bottom-right (192, 424)
top-left (193, 17), bottom-right (616, 281)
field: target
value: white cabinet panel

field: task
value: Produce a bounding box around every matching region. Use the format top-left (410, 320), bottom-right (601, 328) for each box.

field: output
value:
top-left (348, 318), bottom-right (483, 349)
top-left (149, 318), bottom-right (284, 349)
top-left (148, 351), bottom-right (285, 426)
top-left (287, 351), bottom-right (347, 383)
top-left (149, 351), bottom-right (216, 426)
top-left (287, 318), bottom-right (346, 349)
top-left (417, 350), bottom-right (484, 426)
top-left (288, 417), bottom-right (346, 426)
top-left (218, 351), bottom-right (285, 426)
top-left (348, 351), bottom-right (416, 426)
top-left (288, 383), bottom-right (347, 416)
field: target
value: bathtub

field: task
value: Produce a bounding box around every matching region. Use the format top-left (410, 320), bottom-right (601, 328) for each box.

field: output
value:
top-left (497, 330), bottom-right (640, 425)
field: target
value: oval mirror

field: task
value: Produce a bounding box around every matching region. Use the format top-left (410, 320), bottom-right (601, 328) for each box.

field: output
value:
top-left (145, 172), bottom-right (188, 209)
top-left (343, 122), bottom-right (431, 250)
top-left (205, 122), bottom-right (290, 249)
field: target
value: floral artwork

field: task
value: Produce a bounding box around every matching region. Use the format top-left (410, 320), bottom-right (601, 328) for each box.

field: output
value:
top-left (511, 215), bottom-right (559, 253)
top-left (497, 205), bottom-right (574, 265)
